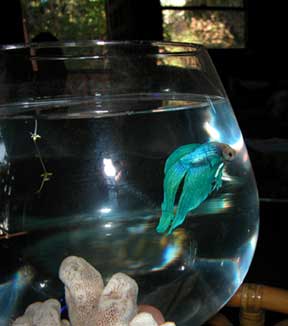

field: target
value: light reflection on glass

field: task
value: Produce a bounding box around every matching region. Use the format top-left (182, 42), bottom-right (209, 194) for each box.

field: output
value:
top-left (222, 171), bottom-right (233, 182)
top-left (0, 143), bottom-right (7, 162)
top-left (195, 258), bottom-right (241, 287)
top-left (100, 207), bottom-right (112, 214)
top-left (204, 121), bottom-right (221, 141)
top-left (230, 136), bottom-right (244, 152)
top-left (204, 116), bottom-right (245, 154)
top-left (152, 243), bottom-right (181, 271)
top-left (179, 265), bottom-right (186, 271)
top-left (161, 0), bottom-right (186, 6)
top-left (95, 110), bottom-right (109, 114)
top-left (249, 233), bottom-right (258, 252)
top-left (0, 266), bottom-right (34, 324)
top-left (103, 158), bottom-right (116, 177)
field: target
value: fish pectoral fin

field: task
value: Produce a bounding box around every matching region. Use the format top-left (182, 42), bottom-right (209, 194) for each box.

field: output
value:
top-left (215, 178), bottom-right (223, 191)
top-left (213, 164), bottom-right (224, 191)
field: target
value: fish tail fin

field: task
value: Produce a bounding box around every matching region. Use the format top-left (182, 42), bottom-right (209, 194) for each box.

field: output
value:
top-left (168, 209), bottom-right (188, 235)
top-left (156, 210), bottom-right (174, 234)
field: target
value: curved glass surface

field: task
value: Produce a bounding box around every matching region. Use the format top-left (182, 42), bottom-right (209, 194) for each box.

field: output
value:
top-left (0, 41), bottom-right (258, 325)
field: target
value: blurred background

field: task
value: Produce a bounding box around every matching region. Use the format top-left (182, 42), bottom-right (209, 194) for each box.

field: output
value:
top-left (1, 0), bottom-right (287, 323)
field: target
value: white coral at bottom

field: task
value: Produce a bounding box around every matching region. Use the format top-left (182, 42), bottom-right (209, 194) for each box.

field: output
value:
top-left (13, 256), bottom-right (176, 326)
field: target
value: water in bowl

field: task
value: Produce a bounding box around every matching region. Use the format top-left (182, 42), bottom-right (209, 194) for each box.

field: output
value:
top-left (0, 93), bottom-right (258, 325)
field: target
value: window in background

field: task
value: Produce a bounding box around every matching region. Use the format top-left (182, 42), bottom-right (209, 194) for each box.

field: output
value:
top-left (21, 0), bottom-right (106, 41)
top-left (161, 0), bottom-right (247, 48)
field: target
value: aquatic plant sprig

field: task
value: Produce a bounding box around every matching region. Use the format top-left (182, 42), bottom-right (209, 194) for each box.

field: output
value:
top-left (30, 119), bottom-right (53, 193)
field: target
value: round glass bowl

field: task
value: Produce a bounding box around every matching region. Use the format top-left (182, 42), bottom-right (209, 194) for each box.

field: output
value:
top-left (0, 41), bottom-right (259, 325)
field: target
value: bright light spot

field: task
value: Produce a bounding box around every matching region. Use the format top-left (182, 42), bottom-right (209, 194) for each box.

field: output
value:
top-left (161, 0), bottom-right (186, 6)
top-left (179, 265), bottom-right (185, 271)
top-left (223, 198), bottom-right (232, 209)
top-left (104, 222), bottom-right (112, 228)
top-left (152, 243), bottom-right (181, 271)
top-left (152, 108), bottom-right (166, 113)
top-left (250, 233), bottom-right (258, 251)
top-left (162, 244), bottom-right (180, 266)
top-left (230, 136), bottom-right (244, 152)
top-left (95, 110), bottom-right (109, 114)
top-left (40, 282), bottom-right (46, 288)
top-left (203, 121), bottom-right (220, 141)
top-left (5, 45), bottom-right (18, 49)
top-left (0, 143), bottom-right (7, 162)
top-left (103, 158), bottom-right (116, 177)
top-left (100, 207), bottom-right (111, 214)
top-left (222, 171), bottom-right (233, 182)
top-left (0, 217), bottom-right (8, 235)
top-left (163, 88), bottom-right (170, 92)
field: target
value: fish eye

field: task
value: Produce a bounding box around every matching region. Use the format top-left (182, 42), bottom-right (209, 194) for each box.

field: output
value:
top-left (222, 146), bottom-right (235, 161)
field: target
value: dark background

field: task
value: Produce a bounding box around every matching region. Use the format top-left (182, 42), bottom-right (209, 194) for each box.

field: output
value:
top-left (1, 0), bottom-right (288, 323)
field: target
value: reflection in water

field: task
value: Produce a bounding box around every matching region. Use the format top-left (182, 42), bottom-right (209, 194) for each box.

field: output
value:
top-left (0, 266), bottom-right (34, 324)
top-left (0, 95), bottom-right (258, 324)
top-left (21, 215), bottom-right (188, 278)
top-left (103, 158), bottom-right (117, 178)
top-left (153, 229), bottom-right (188, 271)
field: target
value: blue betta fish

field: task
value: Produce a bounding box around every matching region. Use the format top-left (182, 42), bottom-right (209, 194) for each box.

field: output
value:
top-left (157, 142), bottom-right (236, 235)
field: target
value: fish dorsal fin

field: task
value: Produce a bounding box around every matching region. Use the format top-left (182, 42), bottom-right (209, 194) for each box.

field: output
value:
top-left (164, 143), bottom-right (200, 174)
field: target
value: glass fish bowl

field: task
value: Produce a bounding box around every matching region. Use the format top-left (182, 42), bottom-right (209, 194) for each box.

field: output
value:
top-left (0, 41), bottom-right (259, 325)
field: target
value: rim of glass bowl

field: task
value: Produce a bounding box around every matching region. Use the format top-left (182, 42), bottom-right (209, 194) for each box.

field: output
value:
top-left (0, 40), bottom-right (204, 58)
top-left (0, 40), bottom-right (212, 118)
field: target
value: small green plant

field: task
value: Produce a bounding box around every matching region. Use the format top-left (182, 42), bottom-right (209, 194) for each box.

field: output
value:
top-left (30, 120), bottom-right (53, 193)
